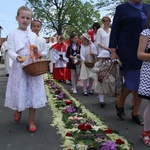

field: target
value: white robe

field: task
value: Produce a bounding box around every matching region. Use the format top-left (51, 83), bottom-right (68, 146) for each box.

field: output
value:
top-left (52, 46), bottom-right (68, 68)
top-left (1, 41), bottom-right (13, 74)
top-left (47, 42), bottom-right (56, 73)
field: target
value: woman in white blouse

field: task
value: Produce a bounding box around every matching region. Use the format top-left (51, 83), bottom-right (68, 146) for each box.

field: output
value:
top-left (96, 16), bottom-right (111, 54)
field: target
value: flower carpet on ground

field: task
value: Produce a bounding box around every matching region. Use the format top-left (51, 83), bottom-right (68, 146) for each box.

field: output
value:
top-left (44, 74), bottom-right (133, 150)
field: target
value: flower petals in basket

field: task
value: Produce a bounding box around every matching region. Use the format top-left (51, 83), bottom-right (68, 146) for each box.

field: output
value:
top-left (22, 44), bottom-right (51, 76)
top-left (84, 54), bottom-right (96, 68)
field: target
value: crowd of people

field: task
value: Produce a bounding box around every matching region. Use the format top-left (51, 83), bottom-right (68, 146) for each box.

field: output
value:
top-left (3, 0), bottom-right (150, 147)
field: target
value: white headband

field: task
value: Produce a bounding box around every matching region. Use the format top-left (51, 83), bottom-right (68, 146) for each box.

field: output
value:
top-left (82, 34), bottom-right (91, 41)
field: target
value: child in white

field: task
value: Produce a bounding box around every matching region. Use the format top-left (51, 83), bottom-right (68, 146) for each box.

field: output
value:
top-left (5, 6), bottom-right (47, 133)
top-left (30, 19), bottom-right (48, 58)
top-left (80, 33), bottom-right (97, 96)
top-left (92, 50), bottom-right (111, 108)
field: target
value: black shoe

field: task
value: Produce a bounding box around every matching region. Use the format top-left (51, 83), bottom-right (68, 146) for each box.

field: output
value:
top-left (83, 91), bottom-right (88, 96)
top-left (132, 114), bottom-right (144, 126)
top-left (6, 74), bottom-right (9, 77)
top-left (89, 90), bottom-right (94, 95)
top-left (117, 107), bottom-right (125, 120)
top-left (100, 102), bottom-right (105, 108)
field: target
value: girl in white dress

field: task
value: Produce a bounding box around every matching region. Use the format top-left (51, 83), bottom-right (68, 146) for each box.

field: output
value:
top-left (79, 33), bottom-right (97, 96)
top-left (30, 19), bottom-right (48, 59)
top-left (5, 6), bottom-right (47, 133)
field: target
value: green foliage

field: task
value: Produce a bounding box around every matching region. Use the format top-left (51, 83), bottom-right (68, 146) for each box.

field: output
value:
top-left (95, 0), bottom-right (150, 17)
top-left (25, 0), bottom-right (101, 37)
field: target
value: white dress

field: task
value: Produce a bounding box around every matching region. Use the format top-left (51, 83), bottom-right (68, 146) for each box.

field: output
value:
top-left (79, 43), bottom-right (97, 80)
top-left (5, 29), bottom-right (47, 111)
top-left (96, 28), bottom-right (111, 54)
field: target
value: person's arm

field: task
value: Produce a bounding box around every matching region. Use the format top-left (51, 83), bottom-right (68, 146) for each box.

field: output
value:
top-left (91, 43), bottom-right (98, 56)
top-left (80, 45), bottom-right (85, 61)
top-left (109, 6), bottom-right (121, 59)
top-left (92, 62), bottom-right (100, 73)
top-left (137, 34), bottom-right (150, 61)
top-left (40, 37), bottom-right (48, 58)
top-left (7, 33), bottom-right (18, 61)
top-left (66, 46), bottom-right (71, 58)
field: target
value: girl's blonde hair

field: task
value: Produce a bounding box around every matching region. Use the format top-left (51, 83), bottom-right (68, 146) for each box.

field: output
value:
top-left (17, 6), bottom-right (33, 17)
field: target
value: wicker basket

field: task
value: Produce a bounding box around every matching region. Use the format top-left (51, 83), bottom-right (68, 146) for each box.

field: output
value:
top-left (84, 54), bottom-right (96, 68)
top-left (22, 60), bottom-right (51, 76)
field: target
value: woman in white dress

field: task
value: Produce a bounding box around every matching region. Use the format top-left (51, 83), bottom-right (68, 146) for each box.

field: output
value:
top-left (5, 6), bottom-right (47, 133)
top-left (96, 16), bottom-right (111, 54)
top-left (79, 33), bottom-right (97, 96)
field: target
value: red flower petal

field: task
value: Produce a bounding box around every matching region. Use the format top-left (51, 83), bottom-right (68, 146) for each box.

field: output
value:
top-left (116, 139), bottom-right (125, 145)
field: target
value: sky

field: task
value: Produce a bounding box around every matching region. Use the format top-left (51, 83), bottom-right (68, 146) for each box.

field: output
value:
top-left (0, 0), bottom-right (108, 38)
top-left (0, 0), bottom-right (27, 38)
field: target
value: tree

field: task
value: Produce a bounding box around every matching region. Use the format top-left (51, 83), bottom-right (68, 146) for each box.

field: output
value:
top-left (95, 0), bottom-right (150, 16)
top-left (25, 0), bottom-right (101, 37)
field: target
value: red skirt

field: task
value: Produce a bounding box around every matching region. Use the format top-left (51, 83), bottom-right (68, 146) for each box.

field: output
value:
top-left (53, 64), bottom-right (67, 81)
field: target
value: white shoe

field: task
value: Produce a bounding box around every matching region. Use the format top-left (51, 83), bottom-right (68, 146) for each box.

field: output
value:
top-left (73, 89), bottom-right (77, 94)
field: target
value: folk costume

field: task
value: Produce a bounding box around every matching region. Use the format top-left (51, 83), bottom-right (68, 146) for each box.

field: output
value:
top-left (5, 29), bottom-right (47, 111)
top-left (52, 42), bottom-right (68, 81)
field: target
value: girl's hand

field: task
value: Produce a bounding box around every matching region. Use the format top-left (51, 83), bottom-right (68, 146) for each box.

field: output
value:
top-left (76, 54), bottom-right (80, 58)
top-left (17, 56), bottom-right (26, 62)
top-left (70, 55), bottom-right (73, 59)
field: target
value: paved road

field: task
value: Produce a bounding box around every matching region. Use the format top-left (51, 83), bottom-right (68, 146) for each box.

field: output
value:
top-left (0, 64), bottom-right (62, 150)
top-left (0, 63), bottom-right (149, 150)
